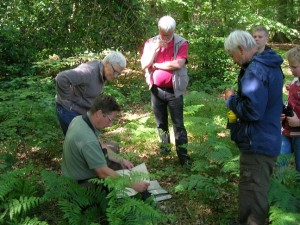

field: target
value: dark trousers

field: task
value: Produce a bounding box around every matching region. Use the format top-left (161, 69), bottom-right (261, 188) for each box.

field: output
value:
top-left (56, 103), bottom-right (80, 135)
top-left (239, 152), bottom-right (277, 225)
top-left (151, 86), bottom-right (188, 162)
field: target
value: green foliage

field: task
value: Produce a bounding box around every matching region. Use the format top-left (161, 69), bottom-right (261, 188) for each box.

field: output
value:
top-left (269, 168), bottom-right (300, 215)
top-left (268, 206), bottom-right (300, 225)
top-left (0, 0), bottom-right (151, 79)
top-left (1, 1), bottom-right (300, 223)
top-left (98, 174), bottom-right (167, 224)
top-left (188, 36), bottom-right (235, 93)
top-left (0, 166), bottom-right (166, 224)
top-left (269, 177), bottom-right (300, 225)
top-left (107, 197), bottom-right (165, 225)
top-left (42, 170), bottom-right (166, 225)
top-left (32, 52), bottom-right (105, 78)
top-left (17, 217), bottom-right (49, 225)
top-left (42, 171), bottom-right (110, 224)
top-left (0, 166), bottom-right (46, 224)
top-left (7, 196), bottom-right (44, 220)
top-left (175, 139), bottom-right (238, 205)
top-left (0, 75), bottom-right (62, 157)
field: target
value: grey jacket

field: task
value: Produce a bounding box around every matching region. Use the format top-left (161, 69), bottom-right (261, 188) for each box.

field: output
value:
top-left (144, 34), bottom-right (189, 97)
top-left (55, 60), bottom-right (105, 114)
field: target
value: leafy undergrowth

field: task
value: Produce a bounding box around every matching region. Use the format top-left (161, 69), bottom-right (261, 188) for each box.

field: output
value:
top-left (1, 53), bottom-right (300, 224)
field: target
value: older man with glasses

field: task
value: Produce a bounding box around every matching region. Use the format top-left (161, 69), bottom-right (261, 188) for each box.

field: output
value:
top-left (55, 50), bottom-right (126, 136)
top-left (224, 30), bottom-right (284, 225)
top-left (141, 15), bottom-right (190, 167)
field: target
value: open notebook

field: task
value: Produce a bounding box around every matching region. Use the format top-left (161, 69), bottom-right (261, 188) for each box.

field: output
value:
top-left (116, 163), bottom-right (172, 202)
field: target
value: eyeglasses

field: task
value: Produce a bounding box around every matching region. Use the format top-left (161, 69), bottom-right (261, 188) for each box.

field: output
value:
top-left (105, 114), bottom-right (113, 123)
top-left (110, 63), bottom-right (121, 77)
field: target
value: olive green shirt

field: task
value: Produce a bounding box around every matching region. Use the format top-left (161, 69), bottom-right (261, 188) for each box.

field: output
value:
top-left (62, 115), bottom-right (107, 180)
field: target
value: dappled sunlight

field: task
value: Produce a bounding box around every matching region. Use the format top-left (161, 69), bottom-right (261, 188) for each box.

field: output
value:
top-left (10, 145), bottom-right (62, 170)
top-left (105, 127), bottom-right (126, 136)
top-left (217, 130), bottom-right (229, 138)
top-left (213, 115), bottom-right (226, 127)
top-left (122, 111), bottom-right (152, 121)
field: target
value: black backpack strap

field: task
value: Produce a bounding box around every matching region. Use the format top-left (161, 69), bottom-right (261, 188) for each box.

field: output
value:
top-left (82, 113), bottom-right (95, 133)
top-left (82, 113), bottom-right (108, 160)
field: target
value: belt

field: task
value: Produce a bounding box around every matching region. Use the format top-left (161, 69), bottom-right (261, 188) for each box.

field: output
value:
top-left (153, 85), bottom-right (174, 93)
top-left (77, 177), bottom-right (97, 184)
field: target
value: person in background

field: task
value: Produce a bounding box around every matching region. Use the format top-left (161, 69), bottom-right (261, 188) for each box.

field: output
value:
top-left (55, 51), bottom-right (126, 136)
top-left (224, 30), bottom-right (284, 225)
top-left (279, 46), bottom-right (300, 172)
top-left (62, 94), bottom-right (150, 193)
top-left (252, 26), bottom-right (270, 53)
top-left (140, 15), bottom-right (190, 166)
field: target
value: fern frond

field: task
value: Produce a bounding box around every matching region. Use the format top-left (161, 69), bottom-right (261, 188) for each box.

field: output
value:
top-left (222, 155), bottom-right (240, 176)
top-left (206, 144), bottom-right (233, 164)
top-left (7, 196), bottom-right (44, 219)
top-left (41, 170), bottom-right (78, 200)
top-left (19, 216), bottom-right (49, 225)
top-left (58, 199), bottom-right (82, 225)
top-left (0, 169), bottom-right (23, 200)
top-left (176, 174), bottom-right (221, 199)
top-left (184, 104), bottom-right (205, 116)
top-left (107, 197), bottom-right (165, 225)
top-left (269, 206), bottom-right (300, 225)
top-left (0, 208), bottom-right (8, 224)
top-left (269, 179), bottom-right (300, 212)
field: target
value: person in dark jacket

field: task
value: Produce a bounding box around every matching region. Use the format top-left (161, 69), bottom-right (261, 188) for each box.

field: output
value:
top-left (224, 30), bottom-right (284, 225)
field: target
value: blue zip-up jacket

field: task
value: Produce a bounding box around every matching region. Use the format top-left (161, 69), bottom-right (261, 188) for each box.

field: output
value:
top-left (227, 49), bottom-right (284, 156)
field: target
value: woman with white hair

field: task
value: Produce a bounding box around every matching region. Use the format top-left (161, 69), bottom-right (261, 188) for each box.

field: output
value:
top-left (55, 51), bottom-right (126, 136)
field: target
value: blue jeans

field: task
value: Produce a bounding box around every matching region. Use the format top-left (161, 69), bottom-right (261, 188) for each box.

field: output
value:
top-left (280, 135), bottom-right (300, 172)
top-left (56, 103), bottom-right (80, 135)
top-left (150, 86), bottom-right (188, 163)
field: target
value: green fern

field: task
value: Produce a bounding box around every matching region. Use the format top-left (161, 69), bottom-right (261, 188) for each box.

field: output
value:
top-left (7, 196), bottom-right (45, 220)
top-left (221, 155), bottom-right (240, 176)
top-left (269, 206), bottom-right (300, 225)
top-left (0, 169), bottom-right (24, 200)
top-left (176, 174), bottom-right (221, 199)
top-left (58, 199), bottom-right (82, 225)
top-left (0, 166), bottom-right (49, 224)
top-left (16, 216), bottom-right (49, 225)
top-left (107, 197), bottom-right (166, 225)
top-left (269, 178), bottom-right (300, 212)
top-left (206, 144), bottom-right (233, 164)
top-left (42, 170), bottom-right (108, 224)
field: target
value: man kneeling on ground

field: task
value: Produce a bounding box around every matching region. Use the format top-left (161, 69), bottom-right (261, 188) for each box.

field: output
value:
top-left (61, 94), bottom-right (150, 193)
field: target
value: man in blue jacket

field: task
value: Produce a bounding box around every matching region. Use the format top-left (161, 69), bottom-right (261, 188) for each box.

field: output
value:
top-left (224, 30), bottom-right (283, 225)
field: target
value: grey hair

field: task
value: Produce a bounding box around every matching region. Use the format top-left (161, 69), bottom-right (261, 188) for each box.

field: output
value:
top-left (224, 30), bottom-right (257, 53)
top-left (252, 26), bottom-right (269, 37)
top-left (286, 46), bottom-right (300, 64)
top-left (158, 16), bottom-right (176, 33)
top-left (103, 51), bottom-right (126, 68)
